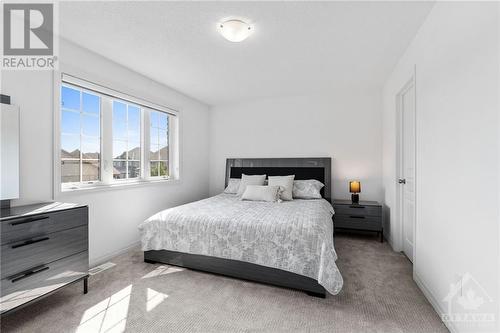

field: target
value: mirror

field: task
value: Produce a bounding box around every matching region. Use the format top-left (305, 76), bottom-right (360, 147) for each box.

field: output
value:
top-left (1, 102), bottom-right (20, 200)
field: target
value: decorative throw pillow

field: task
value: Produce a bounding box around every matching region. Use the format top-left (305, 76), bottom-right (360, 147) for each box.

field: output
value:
top-left (224, 178), bottom-right (241, 194)
top-left (268, 175), bottom-right (295, 201)
top-left (236, 174), bottom-right (267, 196)
top-left (241, 185), bottom-right (281, 202)
top-left (292, 179), bottom-right (324, 199)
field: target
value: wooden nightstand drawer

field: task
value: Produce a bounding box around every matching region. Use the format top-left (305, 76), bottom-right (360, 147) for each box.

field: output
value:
top-left (334, 204), bottom-right (381, 217)
top-left (332, 199), bottom-right (383, 242)
top-left (334, 215), bottom-right (382, 231)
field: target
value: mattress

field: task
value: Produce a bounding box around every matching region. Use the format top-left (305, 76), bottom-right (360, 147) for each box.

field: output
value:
top-left (138, 193), bottom-right (343, 295)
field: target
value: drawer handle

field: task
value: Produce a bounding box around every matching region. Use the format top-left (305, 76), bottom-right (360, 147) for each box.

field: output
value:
top-left (349, 206), bottom-right (365, 209)
top-left (10, 215), bottom-right (49, 226)
top-left (8, 265), bottom-right (50, 283)
top-left (349, 215), bottom-right (366, 219)
top-left (11, 236), bottom-right (50, 249)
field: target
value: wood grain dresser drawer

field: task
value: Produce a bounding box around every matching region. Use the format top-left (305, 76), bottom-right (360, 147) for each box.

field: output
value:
top-left (1, 202), bottom-right (89, 315)
top-left (1, 226), bottom-right (88, 279)
top-left (1, 207), bottom-right (87, 245)
top-left (0, 251), bottom-right (88, 313)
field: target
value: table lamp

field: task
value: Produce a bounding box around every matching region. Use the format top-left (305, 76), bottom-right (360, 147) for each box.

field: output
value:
top-left (349, 181), bottom-right (361, 204)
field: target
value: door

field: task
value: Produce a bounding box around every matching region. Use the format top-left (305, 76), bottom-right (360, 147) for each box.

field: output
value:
top-left (397, 79), bottom-right (416, 262)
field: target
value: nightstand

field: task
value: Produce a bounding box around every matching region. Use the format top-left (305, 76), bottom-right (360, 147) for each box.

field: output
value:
top-left (333, 199), bottom-right (383, 242)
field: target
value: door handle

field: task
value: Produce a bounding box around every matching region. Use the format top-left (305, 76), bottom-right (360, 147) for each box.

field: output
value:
top-left (398, 179), bottom-right (406, 184)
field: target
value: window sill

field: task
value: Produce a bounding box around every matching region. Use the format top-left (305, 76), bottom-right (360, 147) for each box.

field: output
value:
top-left (59, 178), bottom-right (181, 194)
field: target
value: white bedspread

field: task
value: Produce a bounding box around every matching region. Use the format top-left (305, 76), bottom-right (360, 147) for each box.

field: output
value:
top-left (138, 194), bottom-right (343, 295)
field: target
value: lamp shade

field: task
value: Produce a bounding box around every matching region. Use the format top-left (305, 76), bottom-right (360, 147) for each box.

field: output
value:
top-left (349, 181), bottom-right (361, 193)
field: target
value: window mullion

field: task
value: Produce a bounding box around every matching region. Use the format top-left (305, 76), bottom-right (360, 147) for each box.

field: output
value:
top-left (170, 114), bottom-right (178, 179)
top-left (125, 104), bottom-right (129, 180)
top-left (101, 97), bottom-right (113, 184)
top-left (79, 91), bottom-right (83, 183)
top-left (143, 109), bottom-right (151, 180)
top-left (140, 107), bottom-right (144, 180)
top-left (168, 115), bottom-right (172, 179)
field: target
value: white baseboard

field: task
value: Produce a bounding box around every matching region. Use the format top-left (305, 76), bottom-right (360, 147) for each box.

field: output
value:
top-left (89, 240), bottom-right (141, 268)
top-left (414, 272), bottom-right (458, 333)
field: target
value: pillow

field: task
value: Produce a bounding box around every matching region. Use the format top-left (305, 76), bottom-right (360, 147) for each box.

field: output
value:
top-left (292, 179), bottom-right (324, 199)
top-left (224, 178), bottom-right (241, 194)
top-left (268, 175), bottom-right (295, 201)
top-left (241, 185), bottom-right (281, 202)
top-left (236, 174), bottom-right (267, 196)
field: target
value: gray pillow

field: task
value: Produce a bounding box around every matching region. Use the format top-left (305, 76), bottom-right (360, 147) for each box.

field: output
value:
top-left (292, 179), bottom-right (324, 199)
top-left (236, 174), bottom-right (267, 196)
top-left (241, 185), bottom-right (281, 202)
top-left (268, 175), bottom-right (295, 201)
top-left (224, 178), bottom-right (241, 194)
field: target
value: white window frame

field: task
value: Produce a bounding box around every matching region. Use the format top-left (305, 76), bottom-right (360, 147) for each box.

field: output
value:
top-left (60, 83), bottom-right (102, 186)
top-left (148, 108), bottom-right (171, 179)
top-left (53, 72), bottom-right (180, 195)
top-left (111, 100), bottom-right (142, 181)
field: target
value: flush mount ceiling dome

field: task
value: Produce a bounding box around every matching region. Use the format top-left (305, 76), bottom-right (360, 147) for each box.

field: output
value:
top-left (218, 19), bottom-right (253, 42)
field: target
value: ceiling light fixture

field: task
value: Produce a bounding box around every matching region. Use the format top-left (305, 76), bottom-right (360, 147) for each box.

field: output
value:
top-left (218, 19), bottom-right (253, 42)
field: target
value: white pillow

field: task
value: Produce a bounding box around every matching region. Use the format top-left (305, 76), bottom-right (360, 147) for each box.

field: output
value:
top-left (268, 175), bottom-right (295, 201)
top-left (292, 179), bottom-right (324, 199)
top-left (236, 174), bottom-right (267, 196)
top-left (241, 185), bottom-right (281, 202)
top-left (224, 178), bottom-right (241, 194)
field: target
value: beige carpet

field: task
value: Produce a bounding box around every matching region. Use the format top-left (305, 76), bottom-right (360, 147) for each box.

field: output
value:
top-left (1, 233), bottom-right (448, 333)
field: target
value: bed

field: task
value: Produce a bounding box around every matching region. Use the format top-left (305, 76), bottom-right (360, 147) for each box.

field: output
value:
top-left (139, 158), bottom-right (343, 297)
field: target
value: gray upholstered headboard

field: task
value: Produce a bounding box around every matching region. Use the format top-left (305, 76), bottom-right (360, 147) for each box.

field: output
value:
top-left (225, 158), bottom-right (332, 201)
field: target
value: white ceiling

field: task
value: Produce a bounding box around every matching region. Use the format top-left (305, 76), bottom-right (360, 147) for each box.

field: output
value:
top-left (60, 1), bottom-right (434, 106)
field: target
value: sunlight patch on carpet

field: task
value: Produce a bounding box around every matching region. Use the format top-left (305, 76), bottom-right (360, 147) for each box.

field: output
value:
top-left (141, 265), bottom-right (185, 279)
top-left (146, 288), bottom-right (168, 312)
top-left (77, 285), bottom-right (132, 333)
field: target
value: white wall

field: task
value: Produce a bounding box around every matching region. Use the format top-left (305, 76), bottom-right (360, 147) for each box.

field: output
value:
top-left (209, 91), bottom-right (383, 202)
top-left (1, 39), bottom-right (210, 266)
top-left (383, 2), bottom-right (499, 332)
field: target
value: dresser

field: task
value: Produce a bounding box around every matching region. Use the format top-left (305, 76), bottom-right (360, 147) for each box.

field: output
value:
top-left (333, 200), bottom-right (383, 242)
top-left (0, 202), bottom-right (89, 315)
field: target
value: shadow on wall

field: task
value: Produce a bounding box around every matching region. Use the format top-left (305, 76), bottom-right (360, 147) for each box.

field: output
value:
top-left (383, 204), bottom-right (391, 246)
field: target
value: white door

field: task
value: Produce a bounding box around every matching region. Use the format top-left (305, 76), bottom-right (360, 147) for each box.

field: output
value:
top-left (398, 80), bottom-right (416, 262)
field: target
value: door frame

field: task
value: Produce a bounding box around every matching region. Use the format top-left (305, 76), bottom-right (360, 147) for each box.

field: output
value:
top-left (396, 72), bottom-right (417, 264)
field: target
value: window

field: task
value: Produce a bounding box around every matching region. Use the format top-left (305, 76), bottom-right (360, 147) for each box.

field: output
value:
top-left (149, 110), bottom-right (169, 178)
top-left (61, 85), bottom-right (101, 183)
top-left (113, 101), bottom-right (141, 180)
top-left (58, 75), bottom-right (179, 191)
